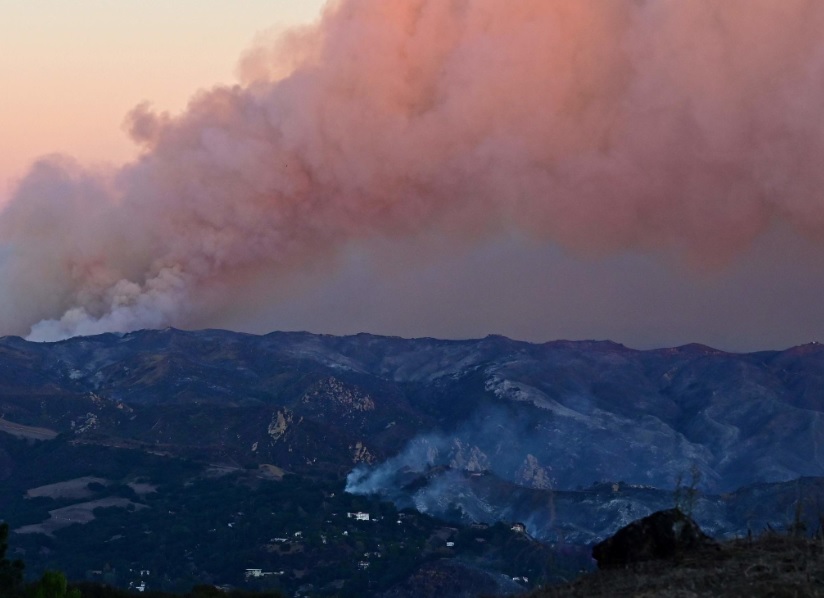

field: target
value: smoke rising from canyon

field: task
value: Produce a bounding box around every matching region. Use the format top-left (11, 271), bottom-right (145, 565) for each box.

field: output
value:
top-left (2, 0), bottom-right (824, 342)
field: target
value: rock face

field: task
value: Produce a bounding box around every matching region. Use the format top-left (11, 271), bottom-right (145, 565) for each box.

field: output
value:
top-left (592, 508), bottom-right (717, 569)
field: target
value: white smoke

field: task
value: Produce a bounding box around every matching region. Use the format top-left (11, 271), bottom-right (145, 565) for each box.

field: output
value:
top-left (3, 0), bottom-right (824, 341)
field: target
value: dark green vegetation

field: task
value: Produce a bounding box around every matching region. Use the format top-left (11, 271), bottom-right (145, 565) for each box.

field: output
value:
top-left (1, 521), bottom-right (25, 594)
top-left (0, 435), bottom-right (561, 595)
top-left (29, 571), bottom-right (81, 598)
top-left (68, 584), bottom-right (282, 598)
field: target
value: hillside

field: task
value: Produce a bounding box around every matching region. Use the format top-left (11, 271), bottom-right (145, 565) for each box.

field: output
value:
top-left (3, 329), bottom-right (824, 488)
top-left (530, 533), bottom-right (824, 597)
top-left (2, 328), bottom-right (824, 594)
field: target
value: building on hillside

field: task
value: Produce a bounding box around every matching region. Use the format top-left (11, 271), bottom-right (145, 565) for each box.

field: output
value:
top-left (128, 581), bottom-right (146, 592)
top-left (347, 511), bottom-right (370, 521)
top-left (245, 568), bottom-right (284, 579)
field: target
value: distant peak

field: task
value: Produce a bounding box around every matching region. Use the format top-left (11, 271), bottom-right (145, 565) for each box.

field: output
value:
top-left (782, 342), bottom-right (824, 356)
top-left (545, 339), bottom-right (629, 352)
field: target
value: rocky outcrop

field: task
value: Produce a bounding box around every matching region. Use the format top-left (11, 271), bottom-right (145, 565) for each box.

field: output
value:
top-left (302, 377), bottom-right (375, 412)
top-left (592, 508), bottom-right (717, 569)
top-left (447, 440), bottom-right (489, 472)
top-left (268, 409), bottom-right (293, 441)
top-left (351, 441), bottom-right (375, 464)
top-left (515, 454), bottom-right (554, 489)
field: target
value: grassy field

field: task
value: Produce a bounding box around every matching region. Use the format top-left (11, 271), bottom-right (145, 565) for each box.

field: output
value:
top-left (0, 418), bottom-right (57, 440)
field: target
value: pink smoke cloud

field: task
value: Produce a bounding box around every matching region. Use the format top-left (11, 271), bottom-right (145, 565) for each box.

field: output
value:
top-left (2, 0), bottom-right (824, 341)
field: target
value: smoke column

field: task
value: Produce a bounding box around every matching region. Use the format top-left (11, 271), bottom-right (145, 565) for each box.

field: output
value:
top-left (2, 0), bottom-right (824, 341)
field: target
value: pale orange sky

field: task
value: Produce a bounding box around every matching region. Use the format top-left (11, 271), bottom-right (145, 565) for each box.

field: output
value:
top-left (0, 1), bottom-right (326, 202)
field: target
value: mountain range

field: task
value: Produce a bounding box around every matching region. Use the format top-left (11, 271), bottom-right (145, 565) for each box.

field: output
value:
top-left (1, 328), bottom-right (823, 594)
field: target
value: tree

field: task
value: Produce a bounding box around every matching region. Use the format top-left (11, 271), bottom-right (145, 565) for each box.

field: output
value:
top-left (30, 570), bottom-right (81, 598)
top-left (0, 521), bottom-right (25, 595)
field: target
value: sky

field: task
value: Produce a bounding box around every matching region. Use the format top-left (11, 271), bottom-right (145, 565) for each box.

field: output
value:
top-left (0, 1), bottom-right (326, 199)
top-left (2, 0), bottom-right (824, 352)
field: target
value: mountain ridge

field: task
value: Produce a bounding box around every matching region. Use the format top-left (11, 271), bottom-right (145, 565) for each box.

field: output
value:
top-left (2, 328), bottom-right (824, 594)
top-left (2, 328), bottom-right (823, 492)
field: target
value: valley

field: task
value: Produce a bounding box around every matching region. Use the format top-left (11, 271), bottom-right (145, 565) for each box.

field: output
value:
top-left (1, 329), bottom-right (823, 595)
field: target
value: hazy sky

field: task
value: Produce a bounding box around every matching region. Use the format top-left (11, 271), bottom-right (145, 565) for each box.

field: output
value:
top-left (2, 1), bottom-right (824, 352)
top-left (0, 1), bottom-right (326, 200)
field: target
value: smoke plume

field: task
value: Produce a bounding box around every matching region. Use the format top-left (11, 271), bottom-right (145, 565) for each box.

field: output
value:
top-left (3, 0), bottom-right (824, 340)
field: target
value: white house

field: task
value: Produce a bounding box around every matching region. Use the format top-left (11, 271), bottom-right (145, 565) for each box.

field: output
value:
top-left (347, 511), bottom-right (370, 521)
